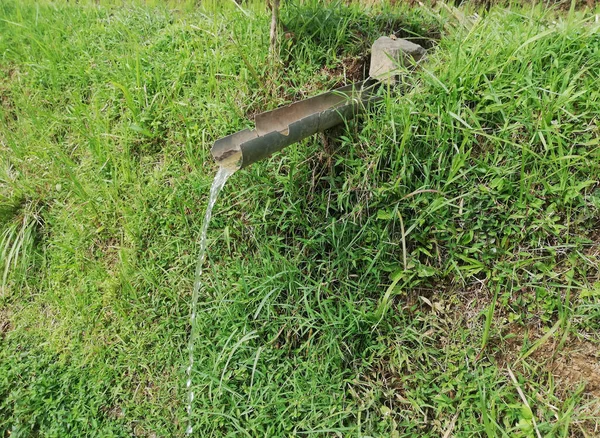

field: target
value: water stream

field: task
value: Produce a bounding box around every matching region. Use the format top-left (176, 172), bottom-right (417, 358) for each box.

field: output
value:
top-left (185, 164), bottom-right (237, 435)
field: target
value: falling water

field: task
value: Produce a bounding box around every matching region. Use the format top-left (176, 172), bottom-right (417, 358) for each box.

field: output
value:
top-left (185, 163), bottom-right (237, 435)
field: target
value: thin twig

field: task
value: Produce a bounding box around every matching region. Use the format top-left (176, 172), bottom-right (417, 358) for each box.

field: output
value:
top-left (269, 0), bottom-right (280, 60)
top-left (507, 366), bottom-right (543, 438)
top-left (442, 411), bottom-right (459, 438)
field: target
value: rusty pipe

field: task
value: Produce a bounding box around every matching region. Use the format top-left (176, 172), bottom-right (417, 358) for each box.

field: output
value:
top-left (210, 79), bottom-right (380, 169)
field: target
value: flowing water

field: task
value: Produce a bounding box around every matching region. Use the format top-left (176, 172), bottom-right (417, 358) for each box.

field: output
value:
top-left (185, 164), bottom-right (237, 435)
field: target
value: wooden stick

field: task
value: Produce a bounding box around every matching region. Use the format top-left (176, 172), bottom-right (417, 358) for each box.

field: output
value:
top-left (269, 0), bottom-right (280, 58)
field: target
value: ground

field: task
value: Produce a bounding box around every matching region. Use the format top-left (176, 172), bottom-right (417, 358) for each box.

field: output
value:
top-left (1, 0), bottom-right (599, 437)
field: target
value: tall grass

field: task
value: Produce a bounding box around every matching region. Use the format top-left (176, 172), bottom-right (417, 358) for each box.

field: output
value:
top-left (1, 0), bottom-right (599, 436)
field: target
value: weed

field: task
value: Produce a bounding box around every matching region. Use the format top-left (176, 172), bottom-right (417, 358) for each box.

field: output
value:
top-left (0, 0), bottom-right (599, 436)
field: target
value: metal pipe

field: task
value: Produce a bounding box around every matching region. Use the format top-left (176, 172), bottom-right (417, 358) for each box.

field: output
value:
top-left (211, 79), bottom-right (380, 169)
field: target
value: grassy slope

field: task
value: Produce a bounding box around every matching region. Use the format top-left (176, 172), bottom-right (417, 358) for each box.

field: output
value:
top-left (1, 0), bottom-right (599, 436)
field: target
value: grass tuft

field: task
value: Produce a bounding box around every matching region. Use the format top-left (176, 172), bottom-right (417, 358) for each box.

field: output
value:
top-left (1, 0), bottom-right (599, 436)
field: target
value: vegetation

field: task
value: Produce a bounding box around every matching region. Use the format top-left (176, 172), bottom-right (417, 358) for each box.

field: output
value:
top-left (1, 0), bottom-right (599, 436)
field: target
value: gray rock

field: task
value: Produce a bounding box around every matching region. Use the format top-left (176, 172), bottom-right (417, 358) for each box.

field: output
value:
top-left (369, 36), bottom-right (426, 84)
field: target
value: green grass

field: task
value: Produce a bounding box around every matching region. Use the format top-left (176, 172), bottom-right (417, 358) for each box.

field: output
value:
top-left (1, 0), bottom-right (600, 436)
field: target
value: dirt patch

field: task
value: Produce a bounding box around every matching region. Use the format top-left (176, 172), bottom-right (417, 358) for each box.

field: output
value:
top-left (0, 66), bottom-right (19, 124)
top-left (0, 64), bottom-right (19, 83)
top-left (320, 54), bottom-right (370, 88)
top-left (551, 340), bottom-right (600, 398)
top-left (431, 278), bottom-right (600, 401)
top-left (376, 18), bottom-right (440, 50)
top-left (243, 52), bottom-right (372, 121)
top-left (497, 324), bottom-right (600, 399)
top-left (101, 404), bottom-right (125, 420)
top-left (495, 324), bottom-right (600, 435)
top-left (0, 308), bottom-right (12, 339)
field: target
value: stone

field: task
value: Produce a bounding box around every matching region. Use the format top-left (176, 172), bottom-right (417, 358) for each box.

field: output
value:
top-left (369, 36), bottom-right (426, 84)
